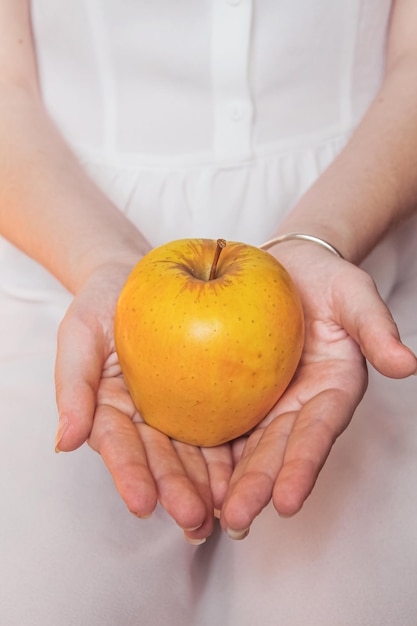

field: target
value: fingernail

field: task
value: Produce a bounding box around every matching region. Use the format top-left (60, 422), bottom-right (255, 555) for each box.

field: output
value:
top-left (55, 415), bottom-right (68, 453)
top-left (184, 534), bottom-right (207, 546)
top-left (132, 512), bottom-right (153, 520)
top-left (213, 508), bottom-right (221, 519)
top-left (226, 527), bottom-right (250, 541)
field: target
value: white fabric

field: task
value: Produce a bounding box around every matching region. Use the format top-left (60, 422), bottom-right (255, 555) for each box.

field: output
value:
top-left (1, 1), bottom-right (417, 624)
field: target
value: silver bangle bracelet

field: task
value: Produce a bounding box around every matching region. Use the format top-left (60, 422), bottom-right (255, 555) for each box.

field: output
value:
top-left (259, 232), bottom-right (344, 259)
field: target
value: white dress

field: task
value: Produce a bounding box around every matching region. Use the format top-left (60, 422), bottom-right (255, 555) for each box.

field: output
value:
top-left (1, 1), bottom-right (416, 624)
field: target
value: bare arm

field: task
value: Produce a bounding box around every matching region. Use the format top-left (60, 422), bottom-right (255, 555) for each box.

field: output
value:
top-left (0, 0), bottom-right (149, 293)
top-left (275, 0), bottom-right (417, 264)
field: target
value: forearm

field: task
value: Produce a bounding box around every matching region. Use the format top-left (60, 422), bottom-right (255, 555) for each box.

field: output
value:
top-left (0, 1), bottom-right (149, 294)
top-left (0, 89), bottom-right (149, 294)
top-left (276, 6), bottom-right (417, 263)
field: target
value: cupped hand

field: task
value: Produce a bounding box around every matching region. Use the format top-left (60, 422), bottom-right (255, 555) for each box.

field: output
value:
top-left (54, 260), bottom-right (234, 543)
top-left (219, 242), bottom-right (417, 537)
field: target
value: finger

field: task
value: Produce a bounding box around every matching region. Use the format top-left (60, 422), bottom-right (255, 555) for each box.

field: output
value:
top-left (88, 405), bottom-right (158, 518)
top-left (172, 440), bottom-right (216, 543)
top-left (339, 270), bottom-right (417, 378)
top-left (201, 444), bottom-right (234, 514)
top-left (221, 413), bottom-right (297, 535)
top-left (359, 314), bottom-right (417, 378)
top-left (272, 388), bottom-right (356, 517)
top-left (138, 424), bottom-right (210, 539)
top-left (55, 312), bottom-right (104, 451)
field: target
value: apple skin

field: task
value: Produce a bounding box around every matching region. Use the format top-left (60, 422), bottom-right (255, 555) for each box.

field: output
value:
top-left (114, 238), bottom-right (304, 447)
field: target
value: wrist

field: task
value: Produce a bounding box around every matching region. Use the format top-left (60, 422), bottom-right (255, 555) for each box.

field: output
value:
top-left (71, 239), bottom-right (150, 295)
top-left (65, 224), bottom-right (151, 294)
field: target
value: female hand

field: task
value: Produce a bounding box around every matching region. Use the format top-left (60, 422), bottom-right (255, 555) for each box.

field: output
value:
top-left (54, 260), bottom-right (234, 544)
top-left (219, 242), bottom-right (417, 538)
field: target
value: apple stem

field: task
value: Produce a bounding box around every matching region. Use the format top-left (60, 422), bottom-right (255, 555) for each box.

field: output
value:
top-left (209, 239), bottom-right (227, 280)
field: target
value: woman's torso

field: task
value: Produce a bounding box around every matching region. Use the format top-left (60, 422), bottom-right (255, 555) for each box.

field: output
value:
top-left (1, 0), bottom-right (396, 299)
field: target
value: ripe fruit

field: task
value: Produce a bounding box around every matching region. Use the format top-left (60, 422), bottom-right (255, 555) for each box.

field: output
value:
top-left (114, 238), bottom-right (304, 447)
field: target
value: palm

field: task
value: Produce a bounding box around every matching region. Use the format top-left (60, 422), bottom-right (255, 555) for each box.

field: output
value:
top-left (55, 262), bottom-right (234, 541)
top-left (222, 314), bottom-right (367, 531)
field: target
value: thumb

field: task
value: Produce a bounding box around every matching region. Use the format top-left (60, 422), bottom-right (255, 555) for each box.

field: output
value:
top-left (54, 311), bottom-right (104, 451)
top-left (340, 270), bottom-right (417, 379)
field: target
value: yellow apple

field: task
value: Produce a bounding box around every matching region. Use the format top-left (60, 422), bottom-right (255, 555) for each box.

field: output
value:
top-left (114, 238), bottom-right (304, 447)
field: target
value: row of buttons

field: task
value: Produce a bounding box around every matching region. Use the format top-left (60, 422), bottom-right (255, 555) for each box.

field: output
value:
top-left (225, 0), bottom-right (246, 124)
top-left (213, 0), bottom-right (253, 159)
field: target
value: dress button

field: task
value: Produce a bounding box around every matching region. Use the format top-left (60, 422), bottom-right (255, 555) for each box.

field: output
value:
top-left (229, 102), bottom-right (243, 121)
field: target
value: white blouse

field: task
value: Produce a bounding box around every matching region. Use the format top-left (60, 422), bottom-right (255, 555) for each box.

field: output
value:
top-left (32, 0), bottom-right (391, 165)
top-left (28, 0), bottom-right (396, 252)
